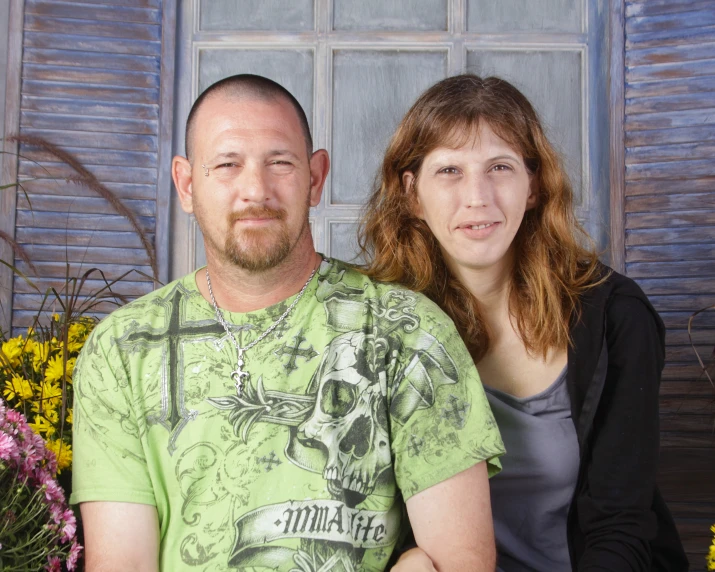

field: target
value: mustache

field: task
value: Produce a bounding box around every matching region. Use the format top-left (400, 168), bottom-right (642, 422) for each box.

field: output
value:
top-left (228, 206), bottom-right (286, 223)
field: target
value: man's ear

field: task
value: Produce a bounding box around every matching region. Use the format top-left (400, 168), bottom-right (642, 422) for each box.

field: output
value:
top-left (402, 171), bottom-right (423, 219)
top-left (526, 175), bottom-right (539, 210)
top-left (172, 156), bottom-right (194, 214)
top-left (308, 149), bottom-right (330, 207)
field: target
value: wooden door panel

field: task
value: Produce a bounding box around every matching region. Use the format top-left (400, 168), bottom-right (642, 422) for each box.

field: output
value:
top-left (467, 0), bottom-right (583, 33)
top-left (330, 49), bottom-right (448, 207)
top-left (198, 0), bottom-right (314, 31)
top-left (197, 47), bottom-right (315, 132)
top-left (333, 0), bottom-right (448, 31)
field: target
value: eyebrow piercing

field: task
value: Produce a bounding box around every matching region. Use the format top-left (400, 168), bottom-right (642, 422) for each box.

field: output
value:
top-left (200, 164), bottom-right (210, 177)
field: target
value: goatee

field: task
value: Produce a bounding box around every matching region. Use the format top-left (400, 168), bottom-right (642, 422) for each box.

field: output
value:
top-left (224, 205), bottom-right (295, 272)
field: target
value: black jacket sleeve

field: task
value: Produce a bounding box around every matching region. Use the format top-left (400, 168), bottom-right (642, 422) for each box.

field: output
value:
top-left (575, 293), bottom-right (663, 571)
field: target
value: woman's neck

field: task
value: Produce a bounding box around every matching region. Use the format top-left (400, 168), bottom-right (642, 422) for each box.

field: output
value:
top-left (448, 253), bottom-right (514, 338)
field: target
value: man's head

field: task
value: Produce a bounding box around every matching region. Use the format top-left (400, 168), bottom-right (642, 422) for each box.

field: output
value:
top-left (172, 75), bottom-right (329, 274)
top-left (184, 74), bottom-right (313, 163)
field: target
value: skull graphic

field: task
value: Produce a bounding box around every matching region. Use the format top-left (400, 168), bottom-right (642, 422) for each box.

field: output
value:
top-left (299, 330), bottom-right (392, 496)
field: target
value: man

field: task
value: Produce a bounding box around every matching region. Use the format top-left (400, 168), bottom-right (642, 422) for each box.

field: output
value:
top-left (71, 74), bottom-right (504, 571)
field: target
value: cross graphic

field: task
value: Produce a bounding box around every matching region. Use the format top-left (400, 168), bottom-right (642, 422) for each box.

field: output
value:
top-left (257, 451), bottom-right (282, 472)
top-left (116, 285), bottom-right (227, 454)
top-left (441, 394), bottom-right (470, 429)
top-left (273, 331), bottom-right (318, 372)
top-left (407, 435), bottom-right (424, 457)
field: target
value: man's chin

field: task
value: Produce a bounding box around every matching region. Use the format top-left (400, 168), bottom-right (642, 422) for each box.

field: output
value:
top-left (225, 240), bottom-right (291, 272)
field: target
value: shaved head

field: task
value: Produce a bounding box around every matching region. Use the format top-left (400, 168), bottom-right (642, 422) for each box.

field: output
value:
top-left (185, 74), bottom-right (313, 162)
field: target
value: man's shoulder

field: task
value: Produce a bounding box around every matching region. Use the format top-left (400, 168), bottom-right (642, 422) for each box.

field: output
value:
top-left (321, 258), bottom-right (450, 319)
top-left (89, 272), bottom-right (199, 339)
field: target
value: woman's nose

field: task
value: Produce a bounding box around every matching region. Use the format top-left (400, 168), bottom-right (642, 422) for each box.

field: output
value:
top-left (465, 174), bottom-right (491, 207)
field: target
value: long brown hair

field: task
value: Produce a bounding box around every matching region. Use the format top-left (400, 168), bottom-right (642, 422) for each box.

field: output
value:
top-left (358, 74), bottom-right (604, 361)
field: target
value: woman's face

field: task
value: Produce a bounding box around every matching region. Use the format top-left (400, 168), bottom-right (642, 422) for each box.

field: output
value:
top-left (405, 122), bottom-right (537, 276)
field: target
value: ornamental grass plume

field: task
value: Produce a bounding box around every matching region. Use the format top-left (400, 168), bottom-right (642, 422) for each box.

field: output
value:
top-left (0, 401), bottom-right (81, 571)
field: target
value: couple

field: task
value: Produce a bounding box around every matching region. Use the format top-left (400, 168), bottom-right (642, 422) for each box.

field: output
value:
top-left (71, 74), bottom-right (687, 571)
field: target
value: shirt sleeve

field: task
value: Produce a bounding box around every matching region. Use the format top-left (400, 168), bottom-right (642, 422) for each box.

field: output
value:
top-left (575, 294), bottom-right (663, 570)
top-left (388, 305), bottom-right (505, 500)
top-left (70, 321), bottom-right (156, 506)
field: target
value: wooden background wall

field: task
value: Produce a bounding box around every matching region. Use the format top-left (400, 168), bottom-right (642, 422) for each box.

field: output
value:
top-left (8, 0), bottom-right (173, 333)
top-left (622, 1), bottom-right (715, 567)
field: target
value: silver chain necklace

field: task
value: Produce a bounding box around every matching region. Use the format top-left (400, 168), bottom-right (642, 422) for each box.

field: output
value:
top-left (206, 265), bottom-right (318, 396)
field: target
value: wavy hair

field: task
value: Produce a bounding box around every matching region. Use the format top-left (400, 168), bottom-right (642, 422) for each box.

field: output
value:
top-left (358, 74), bottom-right (605, 361)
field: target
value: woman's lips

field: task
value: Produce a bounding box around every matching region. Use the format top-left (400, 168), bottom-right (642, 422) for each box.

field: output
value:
top-left (457, 221), bottom-right (501, 238)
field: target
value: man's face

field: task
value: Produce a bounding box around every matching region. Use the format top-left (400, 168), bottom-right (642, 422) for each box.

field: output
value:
top-left (183, 93), bottom-right (321, 272)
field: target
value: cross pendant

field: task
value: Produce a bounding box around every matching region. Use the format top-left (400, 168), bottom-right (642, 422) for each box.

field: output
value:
top-left (230, 352), bottom-right (249, 396)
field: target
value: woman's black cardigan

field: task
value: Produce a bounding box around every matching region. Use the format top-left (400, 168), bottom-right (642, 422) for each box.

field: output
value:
top-left (566, 267), bottom-right (688, 570)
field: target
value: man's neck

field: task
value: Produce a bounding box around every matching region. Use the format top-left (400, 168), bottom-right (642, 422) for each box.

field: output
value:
top-left (196, 243), bottom-right (321, 314)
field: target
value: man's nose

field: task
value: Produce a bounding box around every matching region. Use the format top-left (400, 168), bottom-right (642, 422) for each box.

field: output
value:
top-left (235, 163), bottom-right (270, 203)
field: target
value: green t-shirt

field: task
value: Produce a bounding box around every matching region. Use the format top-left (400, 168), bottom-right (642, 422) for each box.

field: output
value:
top-left (72, 258), bottom-right (504, 571)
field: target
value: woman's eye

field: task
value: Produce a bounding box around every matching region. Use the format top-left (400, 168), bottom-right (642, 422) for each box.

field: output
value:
top-left (491, 164), bottom-right (512, 172)
top-left (437, 167), bottom-right (460, 175)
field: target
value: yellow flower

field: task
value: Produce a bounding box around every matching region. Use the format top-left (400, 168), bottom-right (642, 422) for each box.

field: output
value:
top-left (707, 524), bottom-right (715, 571)
top-left (30, 399), bottom-right (49, 415)
top-left (67, 341), bottom-right (83, 354)
top-left (45, 408), bottom-right (59, 424)
top-left (66, 321), bottom-right (92, 354)
top-left (67, 322), bottom-right (84, 339)
top-left (52, 313), bottom-right (60, 322)
top-left (44, 355), bottom-right (76, 383)
top-left (3, 375), bottom-right (34, 401)
top-left (29, 415), bottom-right (56, 437)
top-left (34, 380), bottom-right (63, 412)
top-left (66, 408), bottom-right (73, 425)
top-left (1, 335), bottom-right (26, 366)
top-left (32, 340), bottom-right (50, 372)
top-left (46, 439), bottom-right (72, 473)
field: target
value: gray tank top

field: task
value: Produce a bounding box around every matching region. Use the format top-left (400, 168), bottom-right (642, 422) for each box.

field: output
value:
top-left (485, 367), bottom-right (579, 572)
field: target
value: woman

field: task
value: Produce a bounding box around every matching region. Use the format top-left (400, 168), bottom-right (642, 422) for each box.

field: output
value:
top-left (362, 75), bottom-right (688, 571)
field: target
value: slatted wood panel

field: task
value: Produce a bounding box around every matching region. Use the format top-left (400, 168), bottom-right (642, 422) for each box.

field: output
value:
top-left (11, 0), bottom-right (169, 332)
top-left (624, 1), bottom-right (715, 566)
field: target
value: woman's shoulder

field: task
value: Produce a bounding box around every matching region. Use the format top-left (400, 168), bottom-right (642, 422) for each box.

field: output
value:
top-left (573, 263), bottom-right (664, 338)
top-left (579, 263), bottom-right (665, 347)
top-left (580, 264), bottom-right (652, 312)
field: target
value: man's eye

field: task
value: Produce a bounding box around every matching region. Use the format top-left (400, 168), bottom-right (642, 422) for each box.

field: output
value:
top-left (217, 163), bottom-right (238, 169)
top-left (270, 160), bottom-right (292, 166)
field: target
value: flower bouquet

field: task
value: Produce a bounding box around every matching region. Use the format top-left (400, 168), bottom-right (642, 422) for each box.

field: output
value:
top-left (0, 315), bottom-right (94, 475)
top-left (0, 401), bottom-right (81, 570)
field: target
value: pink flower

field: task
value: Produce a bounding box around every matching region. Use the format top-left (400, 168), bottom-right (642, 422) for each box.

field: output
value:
top-left (5, 409), bottom-right (22, 428)
top-left (0, 402), bottom-right (84, 569)
top-left (49, 502), bottom-right (63, 525)
top-left (45, 555), bottom-right (61, 572)
top-left (0, 431), bottom-right (19, 460)
top-left (66, 540), bottom-right (83, 570)
top-left (39, 472), bottom-right (65, 504)
top-left (60, 508), bottom-right (77, 542)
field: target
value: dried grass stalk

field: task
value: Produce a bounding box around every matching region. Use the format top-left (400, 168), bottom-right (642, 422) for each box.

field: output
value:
top-left (8, 134), bottom-right (158, 280)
